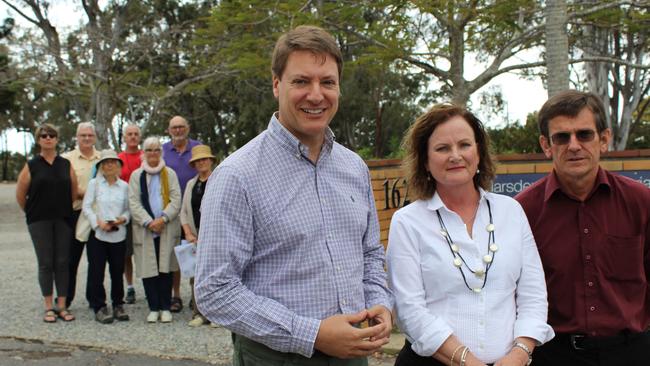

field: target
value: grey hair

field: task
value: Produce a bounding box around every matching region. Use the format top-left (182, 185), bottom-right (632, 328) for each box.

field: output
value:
top-left (141, 136), bottom-right (164, 161)
top-left (123, 124), bottom-right (141, 135)
top-left (76, 122), bottom-right (96, 135)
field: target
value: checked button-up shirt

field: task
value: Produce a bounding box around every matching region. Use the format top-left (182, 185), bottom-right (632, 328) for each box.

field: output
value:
top-left (195, 115), bottom-right (392, 357)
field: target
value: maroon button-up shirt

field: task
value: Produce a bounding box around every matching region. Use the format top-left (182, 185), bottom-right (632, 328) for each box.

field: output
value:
top-left (516, 168), bottom-right (650, 337)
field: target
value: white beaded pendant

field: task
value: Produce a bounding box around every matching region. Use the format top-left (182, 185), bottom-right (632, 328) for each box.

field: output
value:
top-left (453, 258), bottom-right (462, 267)
top-left (473, 288), bottom-right (482, 293)
top-left (451, 244), bottom-right (459, 253)
top-left (489, 244), bottom-right (498, 252)
top-left (486, 223), bottom-right (495, 232)
top-left (483, 255), bottom-right (493, 264)
top-left (474, 268), bottom-right (485, 278)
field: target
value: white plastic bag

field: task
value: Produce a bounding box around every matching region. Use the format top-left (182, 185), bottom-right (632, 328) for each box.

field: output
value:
top-left (174, 240), bottom-right (197, 278)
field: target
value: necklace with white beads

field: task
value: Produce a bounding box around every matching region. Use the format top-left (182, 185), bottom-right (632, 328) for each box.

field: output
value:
top-left (436, 199), bottom-right (498, 293)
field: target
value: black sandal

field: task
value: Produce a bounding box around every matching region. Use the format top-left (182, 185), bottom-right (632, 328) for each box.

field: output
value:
top-left (43, 309), bottom-right (57, 323)
top-left (57, 309), bottom-right (75, 322)
top-left (170, 297), bottom-right (183, 313)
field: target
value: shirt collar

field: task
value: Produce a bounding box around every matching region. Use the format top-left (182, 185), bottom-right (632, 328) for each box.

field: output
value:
top-left (543, 167), bottom-right (611, 202)
top-left (267, 113), bottom-right (335, 161)
top-left (426, 187), bottom-right (488, 212)
top-left (74, 147), bottom-right (100, 160)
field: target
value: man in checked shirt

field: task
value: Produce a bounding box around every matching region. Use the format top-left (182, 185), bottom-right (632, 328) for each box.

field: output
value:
top-left (195, 25), bottom-right (393, 365)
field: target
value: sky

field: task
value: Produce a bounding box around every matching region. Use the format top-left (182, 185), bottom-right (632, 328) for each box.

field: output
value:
top-left (0, 1), bottom-right (549, 154)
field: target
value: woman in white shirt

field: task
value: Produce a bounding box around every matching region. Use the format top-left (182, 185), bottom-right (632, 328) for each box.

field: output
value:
top-left (83, 149), bottom-right (130, 324)
top-left (387, 104), bottom-right (554, 366)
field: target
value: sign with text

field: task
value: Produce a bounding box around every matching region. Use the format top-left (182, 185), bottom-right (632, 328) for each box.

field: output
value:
top-left (491, 170), bottom-right (650, 197)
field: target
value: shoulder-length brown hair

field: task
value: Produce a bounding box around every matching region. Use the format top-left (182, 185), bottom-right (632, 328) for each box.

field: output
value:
top-left (402, 104), bottom-right (496, 200)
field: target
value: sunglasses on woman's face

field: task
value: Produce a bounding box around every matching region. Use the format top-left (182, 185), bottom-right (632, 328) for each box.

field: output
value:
top-left (40, 133), bottom-right (57, 139)
top-left (550, 129), bottom-right (596, 145)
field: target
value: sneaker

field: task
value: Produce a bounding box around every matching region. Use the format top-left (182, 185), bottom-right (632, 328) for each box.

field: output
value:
top-left (125, 288), bottom-right (136, 304)
top-left (160, 310), bottom-right (172, 323)
top-left (188, 316), bottom-right (207, 327)
top-left (147, 311), bottom-right (159, 323)
top-left (95, 306), bottom-right (114, 324)
top-left (113, 305), bottom-right (129, 321)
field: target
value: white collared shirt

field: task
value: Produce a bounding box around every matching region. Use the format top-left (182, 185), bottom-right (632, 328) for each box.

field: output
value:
top-left (387, 189), bottom-right (554, 363)
top-left (82, 176), bottom-right (130, 243)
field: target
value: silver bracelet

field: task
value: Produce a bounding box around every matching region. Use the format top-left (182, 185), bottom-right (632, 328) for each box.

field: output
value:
top-left (513, 342), bottom-right (533, 366)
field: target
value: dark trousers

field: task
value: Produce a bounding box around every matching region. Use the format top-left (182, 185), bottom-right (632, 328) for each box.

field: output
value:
top-left (142, 237), bottom-right (172, 311)
top-left (532, 331), bottom-right (650, 366)
top-left (232, 334), bottom-right (368, 366)
top-left (65, 210), bottom-right (89, 308)
top-left (27, 219), bottom-right (71, 297)
top-left (86, 232), bottom-right (126, 312)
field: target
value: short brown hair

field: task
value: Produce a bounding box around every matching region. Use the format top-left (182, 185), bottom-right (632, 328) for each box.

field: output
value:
top-left (538, 90), bottom-right (608, 138)
top-left (402, 104), bottom-right (496, 200)
top-left (271, 25), bottom-right (343, 79)
top-left (34, 123), bottom-right (59, 140)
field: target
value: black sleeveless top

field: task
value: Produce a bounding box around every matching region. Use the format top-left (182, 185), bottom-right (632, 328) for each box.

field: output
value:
top-left (25, 155), bottom-right (73, 224)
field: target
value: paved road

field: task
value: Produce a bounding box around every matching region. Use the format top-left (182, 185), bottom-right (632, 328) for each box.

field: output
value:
top-left (0, 182), bottom-right (398, 365)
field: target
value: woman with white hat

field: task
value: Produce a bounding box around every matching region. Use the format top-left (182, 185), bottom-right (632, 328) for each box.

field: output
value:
top-left (180, 144), bottom-right (217, 327)
top-left (82, 149), bottom-right (131, 324)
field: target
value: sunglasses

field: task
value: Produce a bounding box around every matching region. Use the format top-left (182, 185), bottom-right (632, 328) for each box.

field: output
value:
top-left (40, 133), bottom-right (57, 139)
top-left (550, 129), bottom-right (596, 145)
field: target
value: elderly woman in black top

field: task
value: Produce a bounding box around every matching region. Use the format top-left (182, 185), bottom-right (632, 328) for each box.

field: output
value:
top-left (16, 124), bottom-right (78, 323)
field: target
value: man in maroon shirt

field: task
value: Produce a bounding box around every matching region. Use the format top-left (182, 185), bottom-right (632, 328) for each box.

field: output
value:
top-left (516, 90), bottom-right (650, 366)
top-left (118, 124), bottom-right (143, 304)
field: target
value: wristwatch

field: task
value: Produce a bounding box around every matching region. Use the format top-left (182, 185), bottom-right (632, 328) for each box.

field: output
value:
top-left (513, 342), bottom-right (532, 366)
top-left (161, 215), bottom-right (169, 224)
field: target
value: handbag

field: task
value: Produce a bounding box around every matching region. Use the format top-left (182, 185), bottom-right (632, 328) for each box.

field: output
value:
top-left (75, 176), bottom-right (100, 242)
top-left (75, 212), bottom-right (92, 242)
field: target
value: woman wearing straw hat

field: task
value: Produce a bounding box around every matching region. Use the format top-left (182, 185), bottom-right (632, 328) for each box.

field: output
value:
top-left (82, 149), bottom-right (130, 324)
top-left (180, 144), bottom-right (217, 327)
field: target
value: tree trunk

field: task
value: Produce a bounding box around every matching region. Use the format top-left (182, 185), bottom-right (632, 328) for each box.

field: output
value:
top-left (544, 0), bottom-right (570, 96)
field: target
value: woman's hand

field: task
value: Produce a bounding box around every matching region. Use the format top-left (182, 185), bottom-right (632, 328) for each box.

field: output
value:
top-left (147, 217), bottom-right (165, 233)
top-left (494, 349), bottom-right (529, 366)
top-left (185, 232), bottom-right (198, 243)
top-left (97, 220), bottom-right (113, 232)
top-left (114, 217), bottom-right (127, 226)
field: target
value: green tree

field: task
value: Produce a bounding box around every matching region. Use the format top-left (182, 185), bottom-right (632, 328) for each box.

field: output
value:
top-left (488, 113), bottom-right (541, 154)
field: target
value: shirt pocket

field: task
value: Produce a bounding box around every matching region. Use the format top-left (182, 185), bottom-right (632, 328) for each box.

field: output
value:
top-left (602, 234), bottom-right (644, 281)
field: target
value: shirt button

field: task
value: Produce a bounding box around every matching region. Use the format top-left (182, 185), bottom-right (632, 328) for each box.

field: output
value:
top-left (588, 281), bottom-right (594, 287)
top-left (590, 306), bottom-right (596, 311)
top-left (336, 266), bottom-right (341, 272)
top-left (341, 300), bottom-right (346, 305)
top-left (583, 228), bottom-right (589, 234)
top-left (585, 255), bottom-right (591, 261)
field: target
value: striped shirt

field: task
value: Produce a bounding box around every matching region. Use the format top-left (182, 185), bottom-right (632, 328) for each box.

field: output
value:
top-left (195, 115), bottom-right (392, 357)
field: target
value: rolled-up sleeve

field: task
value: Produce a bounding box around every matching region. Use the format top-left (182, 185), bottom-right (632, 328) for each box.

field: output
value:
top-left (513, 205), bottom-right (555, 344)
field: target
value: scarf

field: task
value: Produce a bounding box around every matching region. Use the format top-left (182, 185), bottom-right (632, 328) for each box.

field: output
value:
top-left (140, 159), bottom-right (170, 216)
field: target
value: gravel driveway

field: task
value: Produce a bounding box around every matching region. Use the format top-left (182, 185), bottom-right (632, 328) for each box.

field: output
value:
top-left (0, 182), bottom-right (397, 365)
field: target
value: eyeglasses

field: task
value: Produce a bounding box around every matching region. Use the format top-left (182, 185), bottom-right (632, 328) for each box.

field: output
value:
top-left (144, 148), bottom-right (162, 153)
top-left (550, 129), bottom-right (597, 145)
top-left (40, 133), bottom-right (57, 139)
top-left (78, 134), bottom-right (95, 138)
top-left (170, 125), bottom-right (187, 130)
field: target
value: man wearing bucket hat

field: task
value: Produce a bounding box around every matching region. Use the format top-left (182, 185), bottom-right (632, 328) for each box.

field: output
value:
top-left (180, 145), bottom-right (217, 327)
top-left (82, 149), bottom-right (131, 324)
